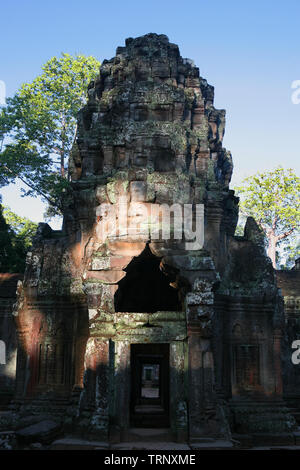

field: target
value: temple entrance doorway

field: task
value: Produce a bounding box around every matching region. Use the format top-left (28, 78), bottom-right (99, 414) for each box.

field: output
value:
top-left (130, 343), bottom-right (170, 427)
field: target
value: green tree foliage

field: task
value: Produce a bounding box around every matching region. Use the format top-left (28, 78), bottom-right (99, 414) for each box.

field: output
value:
top-left (0, 205), bottom-right (38, 273)
top-left (0, 204), bottom-right (14, 272)
top-left (234, 215), bottom-right (247, 237)
top-left (279, 236), bottom-right (300, 269)
top-left (235, 167), bottom-right (300, 269)
top-left (0, 53), bottom-right (100, 213)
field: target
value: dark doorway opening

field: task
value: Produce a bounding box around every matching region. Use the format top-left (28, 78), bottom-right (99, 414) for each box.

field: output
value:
top-left (130, 343), bottom-right (170, 427)
top-left (114, 244), bottom-right (181, 313)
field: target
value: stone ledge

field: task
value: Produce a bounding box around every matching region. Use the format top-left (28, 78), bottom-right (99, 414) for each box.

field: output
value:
top-left (293, 431), bottom-right (300, 445)
top-left (189, 440), bottom-right (234, 449)
top-left (111, 441), bottom-right (191, 450)
top-left (251, 433), bottom-right (295, 447)
top-left (16, 420), bottom-right (61, 445)
top-left (50, 437), bottom-right (109, 450)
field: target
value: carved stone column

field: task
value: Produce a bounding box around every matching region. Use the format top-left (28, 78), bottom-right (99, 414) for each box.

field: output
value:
top-left (170, 340), bottom-right (188, 442)
top-left (113, 341), bottom-right (130, 441)
top-left (185, 260), bottom-right (227, 441)
top-left (79, 338), bottom-right (109, 439)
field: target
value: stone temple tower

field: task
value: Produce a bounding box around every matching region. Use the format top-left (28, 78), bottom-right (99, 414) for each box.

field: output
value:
top-left (11, 34), bottom-right (296, 446)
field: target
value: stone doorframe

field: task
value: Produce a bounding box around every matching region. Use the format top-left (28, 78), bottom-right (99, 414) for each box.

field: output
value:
top-left (78, 310), bottom-right (188, 443)
top-left (112, 337), bottom-right (188, 442)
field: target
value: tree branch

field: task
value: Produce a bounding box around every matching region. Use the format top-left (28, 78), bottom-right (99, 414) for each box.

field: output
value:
top-left (2, 164), bottom-right (62, 211)
top-left (272, 214), bottom-right (278, 231)
top-left (277, 227), bottom-right (295, 242)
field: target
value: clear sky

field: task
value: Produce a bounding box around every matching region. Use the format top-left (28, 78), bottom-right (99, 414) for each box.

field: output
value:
top-left (1, 0), bottom-right (300, 228)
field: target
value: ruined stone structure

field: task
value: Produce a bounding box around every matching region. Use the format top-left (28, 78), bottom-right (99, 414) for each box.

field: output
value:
top-left (1, 34), bottom-right (299, 446)
top-left (0, 274), bottom-right (21, 407)
top-left (276, 261), bottom-right (300, 425)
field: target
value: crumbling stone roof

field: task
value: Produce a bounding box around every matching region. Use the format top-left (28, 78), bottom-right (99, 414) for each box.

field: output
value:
top-left (71, 33), bottom-right (233, 187)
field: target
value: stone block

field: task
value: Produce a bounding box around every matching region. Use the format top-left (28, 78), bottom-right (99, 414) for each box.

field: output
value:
top-left (252, 433), bottom-right (295, 447)
top-left (190, 440), bottom-right (233, 449)
top-left (231, 433), bottom-right (253, 448)
top-left (16, 420), bottom-right (61, 445)
top-left (186, 291), bottom-right (213, 306)
top-left (86, 270), bottom-right (125, 284)
top-left (110, 256), bottom-right (132, 270)
top-left (130, 181), bottom-right (147, 201)
top-left (91, 256), bottom-right (110, 270)
top-left (152, 62), bottom-right (170, 78)
top-left (167, 255), bottom-right (215, 271)
top-left (50, 438), bottom-right (109, 450)
top-left (107, 240), bottom-right (147, 257)
top-left (293, 431), bottom-right (300, 445)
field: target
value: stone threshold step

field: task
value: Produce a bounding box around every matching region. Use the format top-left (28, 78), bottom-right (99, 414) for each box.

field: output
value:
top-left (111, 442), bottom-right (191, 450)
top-left (50, 437), bottom-right (109, 450)
top-left (190, 440), bottom-right (234, 449)
top-left (127, 427), bottom-right (173, 442)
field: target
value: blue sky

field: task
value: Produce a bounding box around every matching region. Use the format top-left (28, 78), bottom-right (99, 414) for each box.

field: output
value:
top-left (1, 0), bottom-right (300, 228)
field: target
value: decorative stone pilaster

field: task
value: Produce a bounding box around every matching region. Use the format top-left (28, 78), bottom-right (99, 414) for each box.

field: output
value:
top-left (112, 341), bottom-right (130, 442)
top-left (78, 337), bottom-right (109, 439)
top-left (170, 341), bottom-right (188, 442)
top-left (184, 255), bottom-right (228, 440)
top-left (274, 328), bottom-right (283, 395)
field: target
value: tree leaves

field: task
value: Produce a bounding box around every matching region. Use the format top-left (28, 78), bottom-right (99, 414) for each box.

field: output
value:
top-left (0, 53), bottom-right (100, 214)
top-left (235, 167), bottom-right (300, 268)
top-left (0, 205), bottom-right (38, 273)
